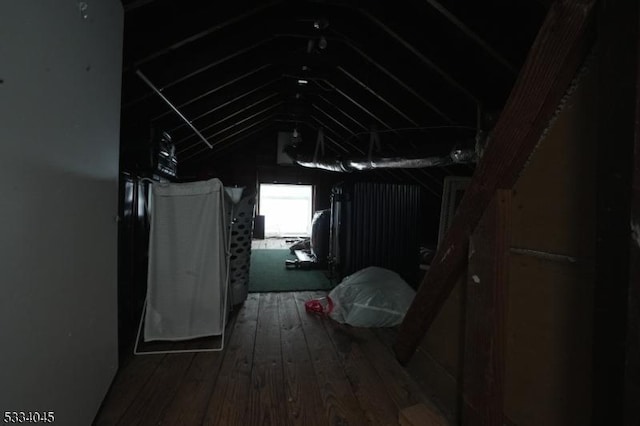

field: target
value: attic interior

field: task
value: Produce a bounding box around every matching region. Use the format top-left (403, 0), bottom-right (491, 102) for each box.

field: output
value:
top-left (1, 0), bottom-right (639, 425)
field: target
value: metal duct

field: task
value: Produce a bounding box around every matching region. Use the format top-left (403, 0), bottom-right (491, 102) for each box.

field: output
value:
top-left (330, 182), bottom-right (423, 286)
top-left (347, 156), bottom-right (452, 170)
top-left (286, 147), bottom-right (476, 172)
top-left (294, 158), bottom-right (351, 173)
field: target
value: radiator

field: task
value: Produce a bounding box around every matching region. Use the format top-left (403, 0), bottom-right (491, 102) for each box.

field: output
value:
top-left (330, 182), bottom-right (423, 287)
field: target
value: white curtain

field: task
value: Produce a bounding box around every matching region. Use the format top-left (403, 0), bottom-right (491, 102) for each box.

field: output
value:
top-left (144, 178), bottom-right (228, 341)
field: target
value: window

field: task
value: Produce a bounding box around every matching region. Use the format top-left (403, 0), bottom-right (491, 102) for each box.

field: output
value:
top-left (259, 184), bottom-right (313, 237)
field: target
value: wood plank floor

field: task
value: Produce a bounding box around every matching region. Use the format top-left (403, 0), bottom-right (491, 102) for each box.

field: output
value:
top-left (94, 291), bottom-right (437, 426)
top-left (251, 237), bottom-right (299, 250)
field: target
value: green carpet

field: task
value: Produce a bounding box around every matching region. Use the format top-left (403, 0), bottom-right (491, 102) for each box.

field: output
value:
top-left (248, 249), bottom-right (333, 292)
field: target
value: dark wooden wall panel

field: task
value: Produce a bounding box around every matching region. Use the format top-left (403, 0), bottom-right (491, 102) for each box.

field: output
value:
top-left (406, 46), bottom-right (598, 426)
top-left (462, 190), bottom-right (510, 426)
top-left (395, 0), bottom-right (597, 363)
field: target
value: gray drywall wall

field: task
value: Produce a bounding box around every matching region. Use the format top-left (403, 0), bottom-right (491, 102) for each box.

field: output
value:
top-left (0, 2), bottom-right (123, 424)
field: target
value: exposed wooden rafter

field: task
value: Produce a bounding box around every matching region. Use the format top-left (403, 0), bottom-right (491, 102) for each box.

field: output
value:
top-left (423, 0), bottom-right (517, 73)
top-left (168, 78), bottom-right (282, 133)
top-left (359, 8), bottom-right (480, 103)
top-left (124, 37), bottom-right (278, 109)
top-left (393, 0), bottom-right (597, 364)
top-left (174, 93), bottom-right (281, 146)
top-left (319, 78), bottom-right (393, 129)
top-left (125, 1), bottom-right (282, 68)
top-left (177, 101), bottom-right (284, 156)
top-left (337, 66), bottom-right (420, 125)
top-left (182, 114), bottom-right (279, 162)
top-left (331, 31), bottom-right (457, 123)
top-left (151, 65), bottom-right (274, 122)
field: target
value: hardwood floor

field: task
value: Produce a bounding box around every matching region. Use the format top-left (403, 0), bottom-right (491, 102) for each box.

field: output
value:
top-left (94, 291), bottom-right (438, 425)
top-left (251, 237), bottom-right (300, 250)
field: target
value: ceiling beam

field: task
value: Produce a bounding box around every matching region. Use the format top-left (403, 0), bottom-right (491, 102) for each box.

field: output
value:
top-left (191, 102), bottom-right (284, 149)
top-left (124, 37), bottom-right (277, 108)
top-left (313, 80), bottom-right (447, 187)
top-left (422, 0), bottom-right (517, 73)
top-left (307, 115), bottom-right (440, 194)
top-left (309, 115), bottom-right (362, 153)
top-left (136, 70), bottom-right (212, 149)
top-left (274, 118), bottom-right (347, 153)
top-left (182, 113), bottom-right (281, 162)
top-left (178, 102), bottom-right (285, 156)
top-left (174, 93), bottom-right (281, 146)
top-left (337, 66), bottom-right (420, 126)
top-left (317, 79), bottom-right (393, 129)
top-left (168, 78), bottom-right (283, 133)
top-left (151, 64), bottom-right (273, 122)
top-left (277, 112), bottom-right (406, 183)
top-left (393, 0), bottom-right (597, 364)
top-left (359, 8), bottom-right (480, 103)
top-left (316, 94), bottom-right (369, 131)
top-left (189, 122), bottom-right (278, 165)
top-left (126, 1), bottom-right (282, 68)
top-left (331, 30), bottom-right (456, 123)
top-left (312, 103), bottom-right (358, 136)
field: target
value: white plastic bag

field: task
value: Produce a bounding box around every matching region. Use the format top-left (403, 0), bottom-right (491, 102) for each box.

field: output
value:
top-left (328, 266), bottom-right (416, 327)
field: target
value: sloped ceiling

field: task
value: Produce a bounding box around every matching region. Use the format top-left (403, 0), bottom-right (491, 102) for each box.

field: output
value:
top-left (119, 0), bottom-right (546, 190)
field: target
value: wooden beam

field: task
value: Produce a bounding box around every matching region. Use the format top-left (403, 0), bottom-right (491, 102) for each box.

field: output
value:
top-left (330, 31), bottom-right (456, 123)
top-left (181, 114), bottom-right (278, 162)
top-left (150, 65), bottom-right (274, 122)
top-left (319, 78), bottom-right (393, 130)
top-left (393, 0), bottom-right (597, 364)
top-left (122, 37), bottom-right (276, 109)
top-left (168, 78), bottom-right (282, 134)
top-left (125, 2), bottom-right (282, 68)
top-left (461, 190), bottom-right (510, 426)
top-left (337, 66), bottom-right (420, 126)
top-left (174, 93), bottom-right (280, 146)
top-left (358, 9), bottom-right (480, 103)
top-left (177, 102), bottom-right (284, 156)
top-left (422, 0), bottom-right (517, 73)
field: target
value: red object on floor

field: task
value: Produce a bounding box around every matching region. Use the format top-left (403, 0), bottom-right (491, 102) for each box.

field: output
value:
top-left (305, 296), bottom-right (334, 316)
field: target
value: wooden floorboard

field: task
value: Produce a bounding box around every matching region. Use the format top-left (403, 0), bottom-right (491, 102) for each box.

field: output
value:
top-left (118, 352), bottom-right (196, 425)
top-left (203, 293), bottom-right (260, 426)
top-left (278, 292), bottom-right (326, 426)
top-left (94, 291), bottom-right (441, 426)
top-left (251, 237), bottom-right (294, 250)
top-left (247, 292), bottom-right (288, 426)
top-left (323, 319), bottom-right (400, 425)
top-left (93, 353), bottom-right (165, 426)
top-left (294, 291), bottom-right (369, 426)
top-left (351, 327), bottom-right (431, 412)
top-left (161, 313), bottom-right (240, 425)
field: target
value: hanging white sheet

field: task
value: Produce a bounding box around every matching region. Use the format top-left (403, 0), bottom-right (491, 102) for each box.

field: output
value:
top-left (144, 178), bottom-right (228, 341)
